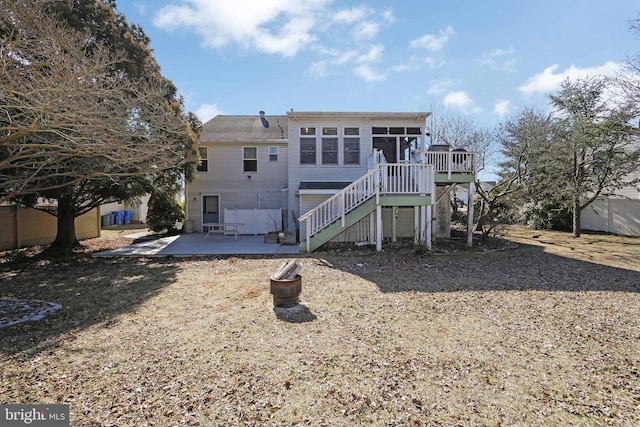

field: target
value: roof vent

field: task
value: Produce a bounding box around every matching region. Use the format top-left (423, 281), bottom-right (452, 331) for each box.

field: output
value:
top-left (259, 110), bottom-right (269, 128)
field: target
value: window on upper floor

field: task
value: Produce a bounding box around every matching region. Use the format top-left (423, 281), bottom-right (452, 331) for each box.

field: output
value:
top-left (343, 127), bottom-right (360, 165)
top-left (269, 146), bottom-right (279, 162)
top-left (322, 127), bottom-right (338, 165)
top-left (300, 127), bottom-right (317, 164)
top-left (243, 147), bottom-right (257, 172)
top-left (300, 138), bottom-right (316, 164)
top-left (197, 147), bottom-right (208, 172)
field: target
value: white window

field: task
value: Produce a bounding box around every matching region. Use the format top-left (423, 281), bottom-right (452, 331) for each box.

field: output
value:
top-left (343, 128), bottom-right (360, 165)
top-left (300, 127), bottom-right (316, 164)
top-left (197, 147), bottom-right (208, 172)
top-left (243, 147), bottom-right (257, 172)
top-left (322, 128), bottom-right (338, 165)
top-left (269, 146), bottom-right (278, 162)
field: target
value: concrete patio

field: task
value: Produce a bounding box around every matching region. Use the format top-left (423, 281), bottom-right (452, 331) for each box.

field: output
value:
top-left (93, 232), bottom-right (300, 257)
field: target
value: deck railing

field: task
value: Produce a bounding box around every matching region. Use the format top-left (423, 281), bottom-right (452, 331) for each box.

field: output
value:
top-left (419, 150), bottom-right (477, 179)
top-left (298, 163), bottom-right (434, 251)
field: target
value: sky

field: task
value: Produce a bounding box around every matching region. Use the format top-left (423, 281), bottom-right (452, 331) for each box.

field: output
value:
top-left (116, 0), bottom-right (639, 128)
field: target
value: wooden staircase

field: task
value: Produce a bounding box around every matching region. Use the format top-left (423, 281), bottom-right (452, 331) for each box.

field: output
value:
top-left (298, 163), bottom-right (434, 252)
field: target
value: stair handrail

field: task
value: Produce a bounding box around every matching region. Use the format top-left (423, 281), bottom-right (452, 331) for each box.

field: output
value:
top-left (298, 168), bottom-right (379, 248)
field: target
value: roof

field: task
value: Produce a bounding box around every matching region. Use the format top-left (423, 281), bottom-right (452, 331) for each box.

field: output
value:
top-left (286, 111), bottom-right (430, 122)
top-left (299, 182), bottom-right (352, 190)
top-left (201, 114), bottom-right (288, 142)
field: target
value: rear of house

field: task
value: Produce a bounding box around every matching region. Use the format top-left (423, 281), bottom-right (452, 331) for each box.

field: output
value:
top-left (286, 112), bottom-right (433, 247)
top-left (186, 110), bottom-right (478, 251)
top-left (184, 114), bottom-right (289, 235)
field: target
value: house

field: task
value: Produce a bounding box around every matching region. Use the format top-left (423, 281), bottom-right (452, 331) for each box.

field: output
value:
top-left (185, 113), bottom-right (289, 235)
top-left (185, 110), bottom-right (478, 251)
top-left (100, 195), bottom-right (150, 227)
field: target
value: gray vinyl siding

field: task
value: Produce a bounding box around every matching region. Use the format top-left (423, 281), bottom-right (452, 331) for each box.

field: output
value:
top-left (288, 116), bottom-right (428, 233)
top-left (287, 122), bottom-right (370, 231)
top-left (186, 141), bottom-right (288, 230)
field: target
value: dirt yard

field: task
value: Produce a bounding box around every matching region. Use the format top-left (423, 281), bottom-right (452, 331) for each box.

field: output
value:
top-left (1, 227), bottom-right (639, 426)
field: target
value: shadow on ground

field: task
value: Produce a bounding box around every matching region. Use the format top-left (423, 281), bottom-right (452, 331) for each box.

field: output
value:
top-left (310, 235), bottom-right (640, 294)
top-left (273, 304), bottom-right (317, 323)
top-left (0, 253), bottom-right (179, 357)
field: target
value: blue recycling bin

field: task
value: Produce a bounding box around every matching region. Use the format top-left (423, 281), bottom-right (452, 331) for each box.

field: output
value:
top-left (112, 210), bottom-right (124, 225)
top-left (123, 210), bottom-right (133, 225)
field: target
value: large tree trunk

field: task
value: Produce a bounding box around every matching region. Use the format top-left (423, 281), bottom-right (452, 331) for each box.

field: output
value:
top-left (572, 198), bottom-right (581, 238)
top-left (52, 197), bottom-right (79, 249)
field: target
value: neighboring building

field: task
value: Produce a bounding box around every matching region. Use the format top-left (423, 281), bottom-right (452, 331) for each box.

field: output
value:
top-left (581, 138), bottom-right (640, 237)
top-left (101, 195), bottom-right (150, 226)
top-left (185, 110), bottom-right (478, 251)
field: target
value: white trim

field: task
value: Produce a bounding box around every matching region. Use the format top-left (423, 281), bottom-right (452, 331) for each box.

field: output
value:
top-left (298, 189), bottom-right (344, 195)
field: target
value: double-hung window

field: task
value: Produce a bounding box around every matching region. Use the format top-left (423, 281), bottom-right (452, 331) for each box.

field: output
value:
top-left (300, 127), bottom-right (316, 164)
top-left (343, 127), bottom-right (360, 165)
top-left (268, 146), bottom-right (278, 162)
top-left (243, 147), bottom-right (257, 172)
top-left (197, 147), bottom-right (208, 172)
top-left (322, 127), bottom-right (338, 165)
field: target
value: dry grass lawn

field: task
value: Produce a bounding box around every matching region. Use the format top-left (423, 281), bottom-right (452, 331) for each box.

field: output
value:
top-left (1, 227), bottom-right (639, 426)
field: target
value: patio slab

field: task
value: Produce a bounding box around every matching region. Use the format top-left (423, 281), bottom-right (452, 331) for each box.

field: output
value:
top-left (93, 233), bottom-right (300, 257)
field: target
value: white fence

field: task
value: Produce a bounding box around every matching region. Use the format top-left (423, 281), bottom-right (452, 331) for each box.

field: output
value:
top-left (223, 208), bottom-right (282, 235)
top-left (581, 199), bottom-right (640, 236)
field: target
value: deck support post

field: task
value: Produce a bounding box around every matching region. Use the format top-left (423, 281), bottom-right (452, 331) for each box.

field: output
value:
top-left (376, 204), bottom-right (382, 252)
top-left (414, 206), bottom-right (420, 244)
top-left (426, 204), bottom-right (432, 250)
top-left (392, 207), bottom-right (397, 243)
top-left (369, 211), bottom-right (376, 244)
top-left (467, 183), bottom-right (475, 247)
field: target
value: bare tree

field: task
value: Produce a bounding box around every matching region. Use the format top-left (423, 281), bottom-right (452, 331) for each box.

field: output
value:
top-left (618, 13), bottom-right (640, 105)
top-left (425, 106), bottom-right (496, 173)
top-left (1, 2), bottom-right (200, 248)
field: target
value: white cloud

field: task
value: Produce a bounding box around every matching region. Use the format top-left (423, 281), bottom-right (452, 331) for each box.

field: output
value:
top-left (154, 0), bottom-right (329, 57)
top-left (357, 44), bottom-right (384, 63)
top-left (331, 6), bottom-right (393, 41)
top-left (153, 0), bottom-right (394, 87)
top-left (353, 21), bottom-right (380, 40)
top-left (308, 60), bottom-right (328, 77)
top-left (424, 56), bottom-right (446, 68)
top-left (518, 61), bottom-right (623, 95)
top-left (332, 6), bottom-right (368, 24)
top-left (409, 26), bottom-right (455, 51)
top-left (354, 64), bottom-right (385, 82)
top-left (493, 99), bottom-right (511, 117)
top-left (333, 50), bottom-right (358, 65)
top-left (479, 46), bottom-right (517, 72)
top-left (196, 103), bottom-right (224, 122)
top-left (443, 91), bottom-right (472, 109)
top-left (390, 56), bottom-right (419, 73)
top-left (428, 79), bottom-right (458, 95)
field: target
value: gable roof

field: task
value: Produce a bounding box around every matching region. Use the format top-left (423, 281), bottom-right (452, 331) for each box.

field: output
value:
top-left (201, 115), bottom-right (288, 142)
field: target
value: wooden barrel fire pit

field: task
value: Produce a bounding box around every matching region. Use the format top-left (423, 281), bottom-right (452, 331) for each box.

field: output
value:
top-left (270, 274), bottom-right (302, 307)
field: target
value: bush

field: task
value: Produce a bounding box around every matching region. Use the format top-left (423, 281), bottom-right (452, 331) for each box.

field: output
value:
top-left (524, 200), bottom-right (572, 231)
top-left (146, 191), bottom-right (184, 234)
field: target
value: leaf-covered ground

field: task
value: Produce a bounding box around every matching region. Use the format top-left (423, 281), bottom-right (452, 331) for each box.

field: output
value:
top-left (1, 227), bottom-right (639, 426)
